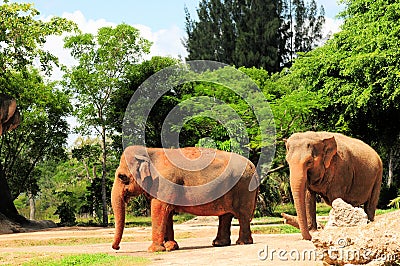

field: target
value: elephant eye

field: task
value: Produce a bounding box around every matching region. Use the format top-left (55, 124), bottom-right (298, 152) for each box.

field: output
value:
top-left (312, 147), bottom-right (319, 157)
top-left (118, 174), bottom-right (130, 185)
top-left (306, 158), bottom-right (314, 167)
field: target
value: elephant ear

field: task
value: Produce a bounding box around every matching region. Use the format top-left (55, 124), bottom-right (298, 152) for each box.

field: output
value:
top-left (134, 154), bottom-right (153, 192)
top-left (322, 136), bottom-right (337, 168)
top-left (0, 94), bottom-right (19, 135)
top-left (135, 155), bottom-right (151, 179)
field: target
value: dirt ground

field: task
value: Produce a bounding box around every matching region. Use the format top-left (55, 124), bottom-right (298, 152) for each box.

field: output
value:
top-left (0, 217), bottom-right (324, 266)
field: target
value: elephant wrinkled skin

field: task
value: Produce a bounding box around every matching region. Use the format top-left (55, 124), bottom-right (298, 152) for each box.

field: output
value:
top-left (0, 94), bottom-right (20, 135)
top-left (284, 131), bottom-right (382, 240)
top-left (111, 145), bottom-right (259, 252)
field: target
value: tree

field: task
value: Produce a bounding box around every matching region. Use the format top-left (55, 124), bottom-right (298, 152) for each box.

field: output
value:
top-left (108, 56), bottom-right (180, 150)
top-left (287, 0), bottom-right (400, 198)
top-left (72, 137), bottom-right (116, 221)
top-left (282, 0), bottom-right (325, 64)
top-left (0, 1), bottom-right (75, 223)
top-left (64, 24), bottom-right (151, 226)
top-left (0, 2), bottom-right (76, 76)
top-left (234, 0), bottom-right (283, 72)
top-left (184, 0), bottom-right (283, 72)
top-left (184, 0), bottom-right (236, 64)
top-left (184, 0), bottom-right (325, 72)
top-left (1, 69), bottom-right (71, 221)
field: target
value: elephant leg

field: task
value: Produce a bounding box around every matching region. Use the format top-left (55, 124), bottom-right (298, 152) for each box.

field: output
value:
top-left (212, 213), bottom-right (233, 247)
top-left (148, 199), bottom-right (171, 252)
top-left (306, 189), bottom-right (318, 231)
top-left (164, 211), bottom-right (179, 251)
top-left (236, 213), bottom-right (253, 245)
top-left (364, 178), bottom-right (381, 221)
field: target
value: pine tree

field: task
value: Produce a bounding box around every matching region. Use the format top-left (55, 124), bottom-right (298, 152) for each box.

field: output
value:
top-left (184, 0), bottom-right (326, 72)
top-left (234, 0), bottom-right (283, 72)
top-left (286, 0), bottom-right (325, 63)
top-left (184, 0), bottom-right (235, 63)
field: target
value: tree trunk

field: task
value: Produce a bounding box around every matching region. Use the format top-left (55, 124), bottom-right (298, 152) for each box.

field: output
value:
top-left (0, 165), bottom-right (26, 223)
top-left (101, 126), bottom-right (108, 226)
top-left (29, 192), bottom-right (36, 220)
top-left (92, 164), bottom-right (97, 218)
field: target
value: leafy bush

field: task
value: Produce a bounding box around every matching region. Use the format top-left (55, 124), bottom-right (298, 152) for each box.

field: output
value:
top-left (378, 185), bottom-right (399, 209)
top-left (55, 202), bottom-right (76, 226)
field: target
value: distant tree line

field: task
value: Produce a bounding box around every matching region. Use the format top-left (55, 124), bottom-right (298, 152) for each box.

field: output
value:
top-left (183, 0), bottom-right (325, 72)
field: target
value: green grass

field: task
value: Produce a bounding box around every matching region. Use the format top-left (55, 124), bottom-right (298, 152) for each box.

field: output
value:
top-left (0, 253), bottom-right (150, 266)
top-left (376, 208), bottom-right (398, 215)
top-left (274, 202), bottom-right (332, 216)
top-left (0, 235), bottom-right (151, 249)
top-left (23, 254), bottom-right (150, 266)
top-left (251, 216), bottom-right (284, 225)
top-left (252, 225), bottom-right (300, 234)
top-left (107, 213), bottom-right (195, 228)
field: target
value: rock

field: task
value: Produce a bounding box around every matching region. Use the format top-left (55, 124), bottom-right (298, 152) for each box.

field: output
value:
top-left (313, 210), bottom-right (400, 265)
top-left (325, 198), bottom-right (368, 228)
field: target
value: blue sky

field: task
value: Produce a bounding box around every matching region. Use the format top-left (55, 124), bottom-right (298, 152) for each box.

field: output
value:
top-left (16, 0), bottom-right (200, 31)
top-left (10, 0), bottom-right (344, 32)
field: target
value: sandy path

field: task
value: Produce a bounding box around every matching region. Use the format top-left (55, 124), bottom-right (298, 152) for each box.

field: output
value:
top-left (0, 222), bottom-right (324, 265)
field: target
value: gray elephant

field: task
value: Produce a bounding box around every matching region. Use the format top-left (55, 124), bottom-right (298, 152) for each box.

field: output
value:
top-left (283, 131), bottom-right (382, 240)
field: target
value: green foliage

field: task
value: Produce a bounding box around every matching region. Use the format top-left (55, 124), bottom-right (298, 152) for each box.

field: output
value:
top-left (108, 56), bottom-right (179, 150)
top-left (184, 0), bottom-right (325, 72)
top-left (0, 1), bottom-right (77, 76)
top-left (285, 0), bottom-right (400, 196)
top-left (54, 201), bottom-right (76, 226)
top-left (388, 196), bottom-right (400, 209)
top-left (35, 159), bottom-right (88, 220)
top-left (64, 23), bottom-right (152, 135)
top-left (1, 69), bottom-right (72, 199)
top-left (0, 1), bottom-right (75, 220)
top-left (378, 185), bottom-right (399, 209)
top-left (23, 253), bottom-right (150, 266)
top-left (126, 194), bottom-right (151, 217)
top-left (252, 225), bottom-right (300, 234)
top-left (255, 177), bottom-right (281, 217)
top-left (64, 24), bottom-right (151, 225)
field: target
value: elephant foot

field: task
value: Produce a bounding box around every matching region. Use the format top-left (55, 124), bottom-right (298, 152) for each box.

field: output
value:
top-left (212, 238), bottom-right (231, 247)
top-left (164, 240), bottom-right (179, 251)
top-left (148, 242), bottom-right (166, 252)
top-left (236, 236), bottom-right (253, 245)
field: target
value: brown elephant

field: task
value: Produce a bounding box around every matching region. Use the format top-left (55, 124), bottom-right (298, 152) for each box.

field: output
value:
top-left (0, 93), bottom-right (20, 135)
top-left (111, 145), bottom-right (259, 252)
top-left (284, 131), bottom-right (382, 240)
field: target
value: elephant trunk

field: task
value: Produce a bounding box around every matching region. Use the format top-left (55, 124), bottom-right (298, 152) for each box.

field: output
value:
top-left (111, 184), bottom-right (126, 250)
top-left (289, 166), bottom-right (312, 240)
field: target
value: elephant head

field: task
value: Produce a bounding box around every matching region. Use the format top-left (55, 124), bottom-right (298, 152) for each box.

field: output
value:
top-left (111, 146), bottom-right (153, 250)
top-left (285, 132), bottom-right (337, 240)
top-left (0, 93), bottom-right (21, 135)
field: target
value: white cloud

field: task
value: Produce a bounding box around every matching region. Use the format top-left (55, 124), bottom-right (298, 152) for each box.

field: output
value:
top-left (322, 17), bottom-right (343, 38)
top-left (62, 11), bottom-right (116, 34)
